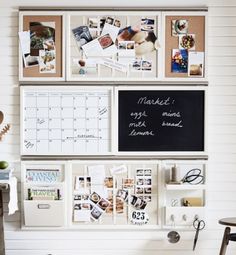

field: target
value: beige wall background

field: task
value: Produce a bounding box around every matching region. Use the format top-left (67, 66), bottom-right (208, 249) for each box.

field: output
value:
top-left (1, 0), bottom-right (236, 254)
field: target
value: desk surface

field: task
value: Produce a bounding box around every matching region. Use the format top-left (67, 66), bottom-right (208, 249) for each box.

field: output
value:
top-left (219, 218), bottom-right (236, 227)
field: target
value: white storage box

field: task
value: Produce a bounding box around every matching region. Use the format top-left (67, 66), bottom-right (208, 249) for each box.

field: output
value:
top-left (24, 200), bottom-right (65, 227)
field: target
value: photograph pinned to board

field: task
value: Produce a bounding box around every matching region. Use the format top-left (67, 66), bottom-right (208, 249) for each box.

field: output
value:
top-left (131, 58), bottom-right (152, 71)
top-left (72, 25), bottom-right (93, 48)
top-left (72, 58), bottom-right (98, 76)
top-left (82, 33), bottom-right (117, 57)
top-left (18, 31), bottom-right (39, 67)
top-left (188, 51), bottom-right (204, 77)
top-left (141, 17), bottom-right (155, 32)
top-left (88, 17), bottom-right (99, 29)
top-left (179, 34), bottom-right (196, 50)
top-left (171, 49), bottom-right (188, 73)
top-left (172, 20), bottom-right (188, 36)
top-left (39, 49), bottom-right (56, 73)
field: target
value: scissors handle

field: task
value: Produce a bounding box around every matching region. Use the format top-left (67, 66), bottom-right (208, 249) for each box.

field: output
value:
top-left (193, 219), bottom-right (205, 230)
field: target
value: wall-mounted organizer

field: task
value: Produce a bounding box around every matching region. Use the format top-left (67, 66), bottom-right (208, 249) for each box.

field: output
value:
top-left (19, 11), bottom-right (66, 81)
top-left (21, 161), bottom-right (67, 227)
top-left (20, 85), bottom-right (207, 156)
top-left (18, 9), bottom-right (207, 82)
top-left (21, 159), bottom-right (206, 230)
top-left (18, 7), bottom-right (208, 234)
top-left (162, 160), bottom-right (207, 228)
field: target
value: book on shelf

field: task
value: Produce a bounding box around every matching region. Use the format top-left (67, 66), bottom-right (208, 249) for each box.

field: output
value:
top-left (26, 168), bottom-right (61, 183)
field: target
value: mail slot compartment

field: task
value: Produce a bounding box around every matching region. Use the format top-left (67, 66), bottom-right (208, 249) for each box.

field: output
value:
top-left (24, 200), bottom-right (65, 227)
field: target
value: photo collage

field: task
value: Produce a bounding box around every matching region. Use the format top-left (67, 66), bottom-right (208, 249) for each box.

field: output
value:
top-left (171, 19), bottom-right (204, 77)
top-left (73, 165), bottom-right (154, 224)
top-left (71, 16), bottom-right (159, 75)
top-left (19, 21), bottom-right (56, 73)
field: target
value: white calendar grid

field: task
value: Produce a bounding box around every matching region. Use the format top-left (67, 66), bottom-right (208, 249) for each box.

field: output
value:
top-left (22, 88), bottom-right (112, 155)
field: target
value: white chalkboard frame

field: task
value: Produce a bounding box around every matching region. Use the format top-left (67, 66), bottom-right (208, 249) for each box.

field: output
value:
top-left (20, 86), bottom-right (114, 156)
top-left (114, 86), bottom-right (208, 157)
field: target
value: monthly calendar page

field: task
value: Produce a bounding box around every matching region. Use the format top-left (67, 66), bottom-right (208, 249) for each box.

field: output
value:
top-left (21, 87), bottom-right (112, 155)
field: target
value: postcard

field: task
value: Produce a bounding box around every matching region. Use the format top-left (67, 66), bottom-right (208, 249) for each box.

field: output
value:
top-left (39, 49), bottom-right (56, 73)
top-left (74, 202), bottom-right (91, 222)
top-left (179, 34), bottom-right (195, 50)
top-left (101, 23), bottom-right (120, 42)
top-left (172, 20), bottom-right (188, 36)
top-left (88, 165), bottom-right (105, 185)
top-left (82, 33), bottom-right (117, 57)
top-left (188, 51), bottom-right (204, 77)
top-left (118, 41), bottom-right (135, 58)
top-left (141, 17), bottom-right (155, 31)
top-left (100, 58), bottom-right (127, 73)
top-left (72, 25), bottom-right (93, 48)
top-left (110, 164), bottom-right (128, 175)
top-left (171, 49), bottom-right (188, 73)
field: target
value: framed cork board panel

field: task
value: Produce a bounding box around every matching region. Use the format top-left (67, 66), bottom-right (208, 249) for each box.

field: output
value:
top-left (163, 12), bottom-right (207, 81)
top-left (19, 11), bottom-right (65, 81)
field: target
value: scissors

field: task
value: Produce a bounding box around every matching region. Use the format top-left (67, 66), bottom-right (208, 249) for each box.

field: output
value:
top-left (193, 218), bottom-right (205, 251)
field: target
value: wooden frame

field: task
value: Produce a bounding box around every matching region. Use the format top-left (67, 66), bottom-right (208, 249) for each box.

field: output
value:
top-left (19, 11), bottom-right (66, 81)
top-left (115, 85), bottom-right (208, 157)
top-left (162, 11), bottom-right (208, 82)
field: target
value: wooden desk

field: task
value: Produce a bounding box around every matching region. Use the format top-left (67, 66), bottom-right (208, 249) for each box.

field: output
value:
top-left (219, 217), bottom-right (236, 255)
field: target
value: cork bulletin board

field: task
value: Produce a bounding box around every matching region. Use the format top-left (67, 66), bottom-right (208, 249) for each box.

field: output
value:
top-left (165, 15), bottom-right (205, 78)
top-left (22, 15), bottom-right (63, 78)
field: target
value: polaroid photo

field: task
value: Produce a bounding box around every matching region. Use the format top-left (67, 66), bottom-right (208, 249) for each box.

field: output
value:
top-left (144, 169), bottom-right (152, 176)
top-left (82, 33), bottom-right (117, 58)
top-left (188, 51), bottom-right (204, 77)
top-left (116, 189), bottom-right (128, 201)
top-left (118, 41), bottom-right (135, 58)
top-left (75, 176), bottom-right (85, 189)
top-left (24, 55), bottom-right (39, 68)
top-left (39, 50), bottom-right (56, 73)
top-left (114, 19), bottom-right (121, 27)
top-left (72, 26), bottom-right (93, 48)
top-left (172, 20), bottom-right (188, 36)
top-left (91, 206), bottom-right (103, 220)
top-left (171, 49), bottom-right (188, 73)
top-left (143, 196), bottom-right (152, 202)
top-left (130, 195), bottom-right (138, 206)
top-left (104, 177), bottom-right (114, 188)
top-left (142, 60), bottom-right (152, 71)
top-left (134, 197), bottom-right (147, 210)
top-left (122, 178), bottom-right (134, 189)
top-left (97, 198), bottom-right (110, 211)
top-left (132, 59), bottom-right (142, 71)
top-left (89, 191), bottom-right (101, 204)
top-left (136, 178), bottom-right (144, 186)
top-left (136, 187), bottom-right (144, 195)
top-left (144, 178), bottom-right (152, 186)
top-left (144, 187), bottom-right (152, 194)
top-left (141, 17), bottom-right (155, 32)
top-left (88, 18), bottom-right (98, 29)
top-left (136, 169), bottom-right (144, 176)
top-left (179, 34), bottom-right (196, 50)
top-left (74, 203), bottom-right (91, 222)
top-left (106, 17), bottom-right (114, 25)
top-left (116, 197), bottom-right (124, 214)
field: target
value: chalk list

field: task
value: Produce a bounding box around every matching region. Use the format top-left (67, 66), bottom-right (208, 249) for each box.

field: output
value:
top-left (118, 90), bottom-right (204, 152)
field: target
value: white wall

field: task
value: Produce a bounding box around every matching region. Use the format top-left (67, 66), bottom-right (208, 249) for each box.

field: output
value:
top-left (1, 0), bottom-right (236, 254)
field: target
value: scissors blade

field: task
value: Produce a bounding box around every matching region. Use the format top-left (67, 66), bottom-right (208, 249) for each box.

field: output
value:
top-left (193, 222), bottom-right (200, 251)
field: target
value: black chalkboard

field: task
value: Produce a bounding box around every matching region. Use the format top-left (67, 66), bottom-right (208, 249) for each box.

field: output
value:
top-left (118, 90), bottom-right (205, 152)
